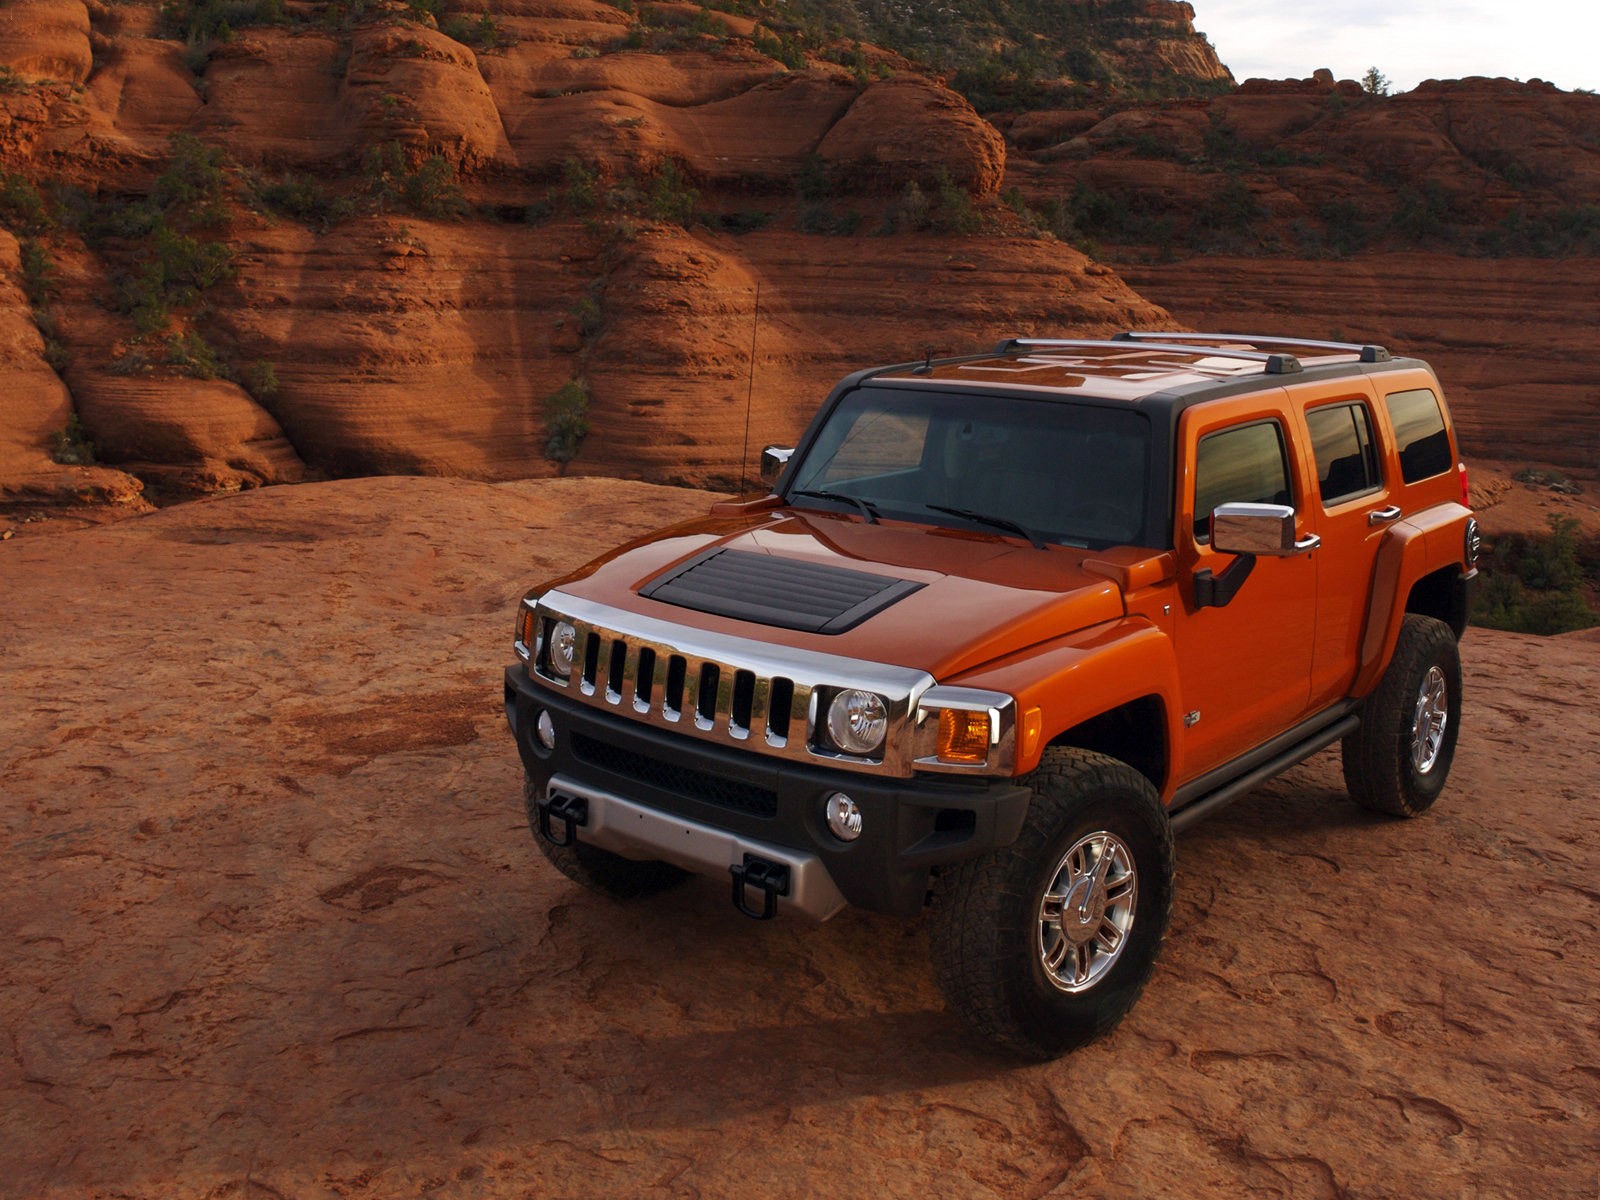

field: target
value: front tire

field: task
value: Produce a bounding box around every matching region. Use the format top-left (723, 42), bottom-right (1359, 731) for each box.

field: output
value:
top-left (1342, 614), bottom-right (1462, 817)
top-left (928, 748), bottom-right (1174, 1060)
top-left (522, 775), bottom-right (688, 899)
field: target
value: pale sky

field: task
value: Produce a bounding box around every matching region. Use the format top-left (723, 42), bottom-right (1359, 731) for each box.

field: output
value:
top-left (1192, 0), bottom-right (1599, 94)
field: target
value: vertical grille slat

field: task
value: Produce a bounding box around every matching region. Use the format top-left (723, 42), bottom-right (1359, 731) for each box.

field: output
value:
top-left (695, 663), bottom-right (720, 730)
top-left (580, 627), bottom-right (601, 694)
top-left (604, 638), bottom-right (627, 703)
top-left (766, 676), bottom-right (794, 745)
top-left (729, 669), bottom-right (755, 739)
top-left (664, 654), bottom-right (687, 720)
top-left (634, 646), bottom-right (657, 713)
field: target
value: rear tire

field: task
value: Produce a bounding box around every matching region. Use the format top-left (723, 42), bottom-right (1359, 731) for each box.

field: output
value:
top-left (929, 748), bottom-right (1174, 1060)
top-left (522, 775), bottom-right (688, 899)
top-left (1342, 614), bottom-right (1461, 817)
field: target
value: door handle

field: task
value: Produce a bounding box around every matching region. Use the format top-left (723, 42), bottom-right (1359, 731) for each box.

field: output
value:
top-left (1293, 533), bottom-right (1321, 554)
top-left (1368, 505), bottom-right (1402, 526)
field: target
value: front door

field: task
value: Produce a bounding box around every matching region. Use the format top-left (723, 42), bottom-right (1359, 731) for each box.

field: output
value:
top-left (1173, 401), bottom-right (1318, 780)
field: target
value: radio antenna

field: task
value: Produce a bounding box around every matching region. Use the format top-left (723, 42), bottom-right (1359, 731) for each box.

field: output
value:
top-left (738, 280), bottom-right (761, 495)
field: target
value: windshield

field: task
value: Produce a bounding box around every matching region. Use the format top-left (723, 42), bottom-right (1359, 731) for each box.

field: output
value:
top-left (786, 385), bottom-right (1153, 549)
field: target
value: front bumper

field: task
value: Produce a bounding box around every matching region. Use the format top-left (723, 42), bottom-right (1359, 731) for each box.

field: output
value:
top-left (506, 664), bottom-right (1032, 918)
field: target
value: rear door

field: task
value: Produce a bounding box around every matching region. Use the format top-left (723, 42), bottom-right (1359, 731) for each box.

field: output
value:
top-left (1294, 380), bottom-right (1395, 706)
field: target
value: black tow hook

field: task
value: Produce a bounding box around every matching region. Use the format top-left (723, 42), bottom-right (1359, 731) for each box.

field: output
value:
top-left (730, 854), bottom-right (791, 920)
top-left (538, 792), bottom-right (589, 848)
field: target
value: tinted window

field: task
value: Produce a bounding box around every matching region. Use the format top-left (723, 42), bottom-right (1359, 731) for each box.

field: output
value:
top-left (1386, 388), bottom-right (1452, 483)
top-left (1193, 421), bottom-right (1290, 540)
top-left (1307, 402), bottom-right (1381, 505)
top-left (790, 387), bottom-right (1153, 549)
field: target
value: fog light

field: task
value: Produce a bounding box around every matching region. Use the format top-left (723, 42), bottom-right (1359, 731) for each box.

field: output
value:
top-left (937, 707), bottom-right (991, 764)
top-left (825, 792), bottom-right (862, 842)
top-left (536, 709), bottom-right (556, 750)
top-left (548, 620), bottom-right (577, 677)
top-left (826, 689), bottom-right (887, 756)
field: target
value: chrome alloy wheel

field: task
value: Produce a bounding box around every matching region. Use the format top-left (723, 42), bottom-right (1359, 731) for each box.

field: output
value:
top-left (1037, 831), bottom-right (1138, 994)
top-left (1411, 664), bottom-right (1450, 774)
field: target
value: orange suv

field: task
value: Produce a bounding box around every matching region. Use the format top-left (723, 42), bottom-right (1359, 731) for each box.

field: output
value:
top-left (504, 332), bottom-right (1479, 1057)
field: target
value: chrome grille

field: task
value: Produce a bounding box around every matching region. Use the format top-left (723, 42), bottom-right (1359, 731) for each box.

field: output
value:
top-left (529, 591), bottom-right (935, 776)
top-left (575, 625), bottom-right (804, 749)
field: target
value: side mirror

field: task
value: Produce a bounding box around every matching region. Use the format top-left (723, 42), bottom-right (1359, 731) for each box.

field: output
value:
top-left (1211, 502), bottom-right (1296, 556)
top-left (759, 445), bottom-right (794, 484)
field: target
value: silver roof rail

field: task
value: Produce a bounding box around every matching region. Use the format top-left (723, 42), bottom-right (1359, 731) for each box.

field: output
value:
top-left (993, 337), bottom-right (1304, 376)
top-left (1113, 330), bottom-right (1392, 364)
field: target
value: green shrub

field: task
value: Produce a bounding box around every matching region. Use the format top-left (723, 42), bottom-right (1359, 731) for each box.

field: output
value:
top-left (256, 173), bottom-right (355, 227)
top-left (544, 378), bottom-right (591, 467)
top-left (571, 294), bottom-right (602, 338)
top-left (0, 66), bottom-right (32, 94)
top-left (932, 170), bottom-right (980, 234)
top-left (795, 153), bottom-right (830, 204)
top-left (644, 159), bottom-right (697, 226)
top-left (403, 155), bottom-right (468, 219)
top-left (361, 143), bottom-right (466, 219)
top-left (562, 158), bottom-right (601, 213)
top-left (1472, 515), bottom-right (1600, 634)
top-left (753, 25), bottom-right (806, 69)
top-left (157, 0), bottom-right (287, 43)
top-left (19, 238), bottom-right (56, 306)
top-left (165, 330), bottom-right (226, 379)
top-left (441, 12), bottom-right (508, 51)
top-left (0, 172), bottom-right (55, 235)
top-left (154, 133), bottom-right (231, 229)
top-left (52, 413), bottom-right (96, 466)
top-left (898, 181), bottom-right (931, 231)
top-left (707, 209), bottom-right (772, 234)
top-left (243, 359), bottom-right (279, 400)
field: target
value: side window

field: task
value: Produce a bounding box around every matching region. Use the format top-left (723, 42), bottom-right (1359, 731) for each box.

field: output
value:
top-left (1386, 388), bottom-right (1452, 483)
top-left (1306, 402), bottom-right (1381, 505)
top-left (1193, 421), bottom-right (1291, 541)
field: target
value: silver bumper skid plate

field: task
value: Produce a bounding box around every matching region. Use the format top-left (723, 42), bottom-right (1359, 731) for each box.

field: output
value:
top-left (542, 775), bottom-right (849, 921)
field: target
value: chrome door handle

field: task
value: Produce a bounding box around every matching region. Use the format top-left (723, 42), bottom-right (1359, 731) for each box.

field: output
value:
top-left (1368, 505), bottom-right (1402, 526)
top-left (1293, 533), bottom-right (1321, 554)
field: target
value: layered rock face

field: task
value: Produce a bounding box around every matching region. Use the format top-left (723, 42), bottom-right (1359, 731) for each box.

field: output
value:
top-left (1002, 74), bottom-right (1600, 480)
top-left (0, 0), bottom-right (1166, 499)
top-left (1, 2), bottom-right (1595, 504)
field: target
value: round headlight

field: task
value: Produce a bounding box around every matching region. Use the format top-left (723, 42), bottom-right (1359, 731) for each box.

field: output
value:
top-left (548, 621), bottom-right (577, 677)
top-left (825, 792), bottom-right (863, 842)
top-left (826, 689), bottom-right (887, 756)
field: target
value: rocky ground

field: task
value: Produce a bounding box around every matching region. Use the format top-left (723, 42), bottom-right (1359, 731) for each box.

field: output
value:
top-left (2, 476), bottom-right (1596, 1198)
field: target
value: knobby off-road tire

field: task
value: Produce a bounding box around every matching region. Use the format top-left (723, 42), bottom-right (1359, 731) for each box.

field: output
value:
top-left (929, 747), bottom-right (1174, 1060)
top-left (521, 774), bottom-right (688, 899)
top-left (1342, 613), bottom-right (1462, 817)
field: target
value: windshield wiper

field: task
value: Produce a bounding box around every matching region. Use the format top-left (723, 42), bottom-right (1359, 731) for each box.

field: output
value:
top-left (791, 489), bottom-right (880, 524)
top-left (925, 503), bottom-right (1048, 550)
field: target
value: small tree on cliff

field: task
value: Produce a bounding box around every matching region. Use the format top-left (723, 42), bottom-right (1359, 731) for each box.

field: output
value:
top-left (1361, 66), bottom-right (1390, 96)
top-left (544, 378), bottom-right (591, 473)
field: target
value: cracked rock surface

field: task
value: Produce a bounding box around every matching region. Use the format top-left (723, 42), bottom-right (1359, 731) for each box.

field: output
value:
top-left (2, 476), bottom-right (1597, 1198)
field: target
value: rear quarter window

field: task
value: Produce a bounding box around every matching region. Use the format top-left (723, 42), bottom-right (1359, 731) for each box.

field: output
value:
top-left (1386, 388), bottom-right (1452, 483)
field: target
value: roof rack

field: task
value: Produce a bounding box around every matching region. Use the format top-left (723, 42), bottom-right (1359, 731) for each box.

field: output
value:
top-left (993, 337), bottom-right (1304, 376)
top-left (1113, 330), bottom-right (1392, 364)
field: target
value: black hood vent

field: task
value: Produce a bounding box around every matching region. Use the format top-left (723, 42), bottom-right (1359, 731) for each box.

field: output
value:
top-left (639, 548), bottom-right (923, 634)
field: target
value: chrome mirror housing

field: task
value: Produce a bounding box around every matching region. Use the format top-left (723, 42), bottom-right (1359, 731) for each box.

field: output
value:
top-left (1211, 502), bottom-right (1296, 556)
top-left (759, 445), bottom-right (794, 484)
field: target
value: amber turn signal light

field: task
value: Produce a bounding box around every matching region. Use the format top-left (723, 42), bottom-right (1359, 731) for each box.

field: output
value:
top-left (938, 708), bottom-right (991, 764)
top-left (516, 607), bottom-right (536, 652)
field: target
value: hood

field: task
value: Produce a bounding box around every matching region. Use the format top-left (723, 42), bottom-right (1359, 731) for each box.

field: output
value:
top-left (545, 507), bottom-right (1145, 679)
